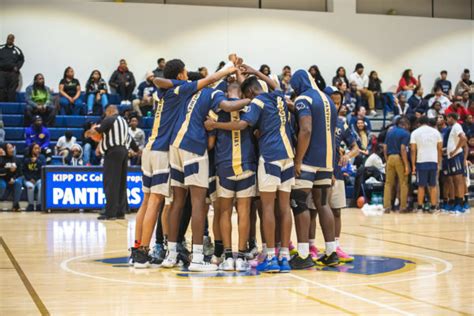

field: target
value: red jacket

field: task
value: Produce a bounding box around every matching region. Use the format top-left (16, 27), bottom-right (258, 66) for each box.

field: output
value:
top-left (445, 104), bottom-right (468, 123)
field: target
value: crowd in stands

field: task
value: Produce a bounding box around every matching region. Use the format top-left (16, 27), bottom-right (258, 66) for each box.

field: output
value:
top-left (0, 33), bottom-right (473, 212)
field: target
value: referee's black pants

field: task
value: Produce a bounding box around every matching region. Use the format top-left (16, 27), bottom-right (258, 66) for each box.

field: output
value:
top-left (103, 146), bottom-right (128, 218)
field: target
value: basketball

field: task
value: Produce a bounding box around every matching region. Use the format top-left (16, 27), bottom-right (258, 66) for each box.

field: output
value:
top-left (90, 132), bottom-right (102, 143)
top-left (357, 196), bottom-right (366, 208)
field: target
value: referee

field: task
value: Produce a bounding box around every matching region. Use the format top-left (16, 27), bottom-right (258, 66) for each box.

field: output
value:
top-left (89, 105), bottom-right (139, 220)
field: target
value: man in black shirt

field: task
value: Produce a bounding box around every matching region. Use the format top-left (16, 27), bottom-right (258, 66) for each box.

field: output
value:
top-left (153, 58), bottom-right (165, 78)
top-left (0, 34), bottom-right (24, 102)
top-left (436, 70), bottom-right (452, 99)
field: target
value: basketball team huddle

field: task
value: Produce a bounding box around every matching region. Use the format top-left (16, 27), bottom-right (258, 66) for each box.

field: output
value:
top-left (129, 54), bottom-right (359, 273)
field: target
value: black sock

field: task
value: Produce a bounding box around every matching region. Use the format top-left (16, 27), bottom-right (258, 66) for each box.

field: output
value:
top-left (430, 205), bottom-right (436, 210)
top-left (449, 199), bottom-right (455, 206)
top-left (443, 198), bottom-right (448, 204)
top-left (417, 205), bottom-right (422, 210)
top-left (214, 240), bottom-right (223, 257)
top-left (224, 248), bottom-right (233, 259)
top-left (455, 197), bottom-right (463, 206)
top-left (249, 238), bottom-right (257, 250)
top-left (464, 195), bottom-right (469, 203)
top-left (238, 250), bottom-right (246, 260)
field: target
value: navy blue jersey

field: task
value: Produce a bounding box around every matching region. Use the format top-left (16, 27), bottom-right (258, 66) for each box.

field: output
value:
top-left (241, 90), bottom-right (294, 162)
top-left (171, 82), bottom-right (226, 155)
top-left (146, 79), bottom-right (186, 151)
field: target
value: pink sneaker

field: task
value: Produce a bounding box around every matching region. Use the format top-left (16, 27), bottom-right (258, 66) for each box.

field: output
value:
top-left (309, 245), bottom-right (319, 261)
top-left (336, 246), bottom-right (354, 262)
top-left (289, 241), bottom-right (298, 256)
top-left (250, 251), bottom-right (266, 268)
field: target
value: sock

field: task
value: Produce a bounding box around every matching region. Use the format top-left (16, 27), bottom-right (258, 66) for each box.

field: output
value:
top-left (335, 238), bottom-right (340, 248)
top-left (449, 199), bottom-right (455, 206)
top-left (325, 241), bottom-right (337, 256)
top-left (430, 205), bottom-right (436, 210)
top-left (309, 239), bottom-right (316, 247)
top-left (443, 198), bottom-right (448, 205)
top-left (267, 247), bottom-right (275, 260)
top-left (297, 243), bottom-right (309, 258)
top-left (262, 243), bottom-right (268, 257)
top-left (417, 204), bottom-right (422, 210)
top-left (214, 240), bottom-right (224, 257)
top-left (163, 235), bottom-right (168, 248)
top-left (192, 244), bottom-right (204, 262)
top-left (279, 247), bottom-right (290, 260)
top-left (455, 197), bottom-right (463, 207)
top-left (249, 238), bottom-right (257, 250)
top-left (134, 240), bottom-right (141, 248)
top-left (167, 242), bottom-right (178, 258)
top-left (464, 195), bottom-right (469, 203)
top-left (224, 248), bottom-right (233, 259)
top-left (238, 250), bottom-right (246, 260)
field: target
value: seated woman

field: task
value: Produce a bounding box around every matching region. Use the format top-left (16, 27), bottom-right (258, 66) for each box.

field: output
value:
top-left (59, 67), bottom-right (83, 115)
top-left (22, 143), bottom-right (45, 212)
top-left (85, 70), bottom-right (108, 115)
top-left (349, 106), bottom-right (372, 133)
top-left (25, 73), bottom-right (55, 126)
top-left (0, 143), bottom-right (23, 212)
top-left (353, 118), bottom-right (373, 167)
top-left (82, 121), bottom-right (100, 165)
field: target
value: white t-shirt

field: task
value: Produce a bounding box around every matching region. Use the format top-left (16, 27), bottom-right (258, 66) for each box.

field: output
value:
top-left (349, 72), bottom-right (369, 89)
top-left (364, 153), bottom-right (385, 174)
top-left (56, 136), bottom-right (76, 150)
top-left (447, 123), bottom-right (465, 158)
top-left (410, 125), bottom-right (442, 163)
top-left (428, 95), bottom-right (451, 113)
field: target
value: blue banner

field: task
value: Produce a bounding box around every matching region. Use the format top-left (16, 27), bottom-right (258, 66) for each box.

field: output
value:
top-left (42, 166), bottom-right (143, 209)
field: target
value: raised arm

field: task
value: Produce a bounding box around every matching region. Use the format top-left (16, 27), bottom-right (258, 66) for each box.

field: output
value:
top-left (196, 66), bottom-right (237, 91)
top-left (240, 64), bottom-right (279, 91)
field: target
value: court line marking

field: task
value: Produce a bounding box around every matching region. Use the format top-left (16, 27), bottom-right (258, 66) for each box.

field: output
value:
top-left (361, 224), bottom-right (474, 245)
top-left (0, 236), bottom-right (50, 316)
top-left (287, 289), bottom-right (357, 315)
top-left (286, 273), bottom-right (413, 316)
top-left (344, 232), bottom-right (474, 258)
top-left (367, 285), bottom-right (470, 315)
top-left (60, 249), bottom-right (452, 290)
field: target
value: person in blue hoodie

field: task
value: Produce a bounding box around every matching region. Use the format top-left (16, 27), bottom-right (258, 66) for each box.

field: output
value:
top-left (289, 69), bottom-right (339, 268)
top-left (24, 116), bottom-right (52, 163)
top-left (22, 143), bottom-right (45, 211)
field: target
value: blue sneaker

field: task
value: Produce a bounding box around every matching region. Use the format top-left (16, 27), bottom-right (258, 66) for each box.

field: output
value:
top-left (256, 256), bottom-right (280, 273)
top-left (279, 257), bottom-right (291, 273)
top-left (453, 204), bottom-right (465, 213)
top-left (443, 203), bottom-right (453, 212)
top-left (463, 202), bottom-right (470, 211)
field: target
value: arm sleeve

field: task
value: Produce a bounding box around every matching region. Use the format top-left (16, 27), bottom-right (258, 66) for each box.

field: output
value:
top-left (16, 46), bottom-right (25, 69)
top-left (130, 72), bottom-right (136, 89)
top-left (42, 129), bottom-right (50, 148)
top-left (109, 71), bottom-right (118, 87)
top-left (137, 83), bottom-right (144, 99)
top-left (95, 116), bottom-right (116, 134)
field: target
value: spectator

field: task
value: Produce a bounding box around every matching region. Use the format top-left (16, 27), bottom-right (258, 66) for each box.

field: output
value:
top-left (132, 71), bottom-right (155, 117)
top-left (25, 116), bottom-right (52, 163)
top-left (454, 69), bottom-right (473, 99)
top-left (468, 100), bottom-right (474, 116)
top-left (349, 63), bottom-right (376, 116)
top-left (410, 116), bottom-right (442, 213)
top-left (434, 70), bottom-right (452, 98)
top-left (259, 64), bottom-right (271, 76)
top-left (346, 81), bottom-right (362, 112)
top-left (0, 34), bottom-right (24, 102)
top-left (82, 121), bottom-right (99, 166)
top-left (365, 146), bottom-right (385, 175)
top-left (332, 66), bottom-right (349, 87)
top-left (85, 69), bottom-right (108, 115)
top-left (427, 101), bottom-right (442, 119)
top-left (383, 117), bottom-right (411, 212)
top-left (350, 106), bottom-right (372, 133)
top-left (338, 104), bottom-right (348, 122)
top-left (397, 69), bottom-right (421, 100)
top-left (308, 65), bottom-right (326, 90)
top-left (408, 86), bottom-right (428, 115)
top-left (368, 70), bottom-right (383, 109)
top-left (215, 61), bottom-right (226, 72)
top-left (394, 94), bottom-right (415, 120)
top-left (278, 65), bottom-right (291, 82)
top-left (59, 66), bottom-right (83, 115)
top-left (280, 72), bottom-right (293, 96)
top-left (353, 118), bottom-right (372, 167)
top-left (25, 73), bottom-right (55, 126)
top-left (0, 143), bottom-right (23, 212)
top-left (445, 101), bottom-right (468, 123)
top-left (153, 58), bottom-right (166, 78)
top-left (462, 114), bottom-right (474, 138)
top-left (128, 116), bottom-right (144, 165)
top-left (467, 135), bottom-right (474, 164)
top-left (198, 67), bottom-right (208, 79)
top-left (429, 87), bottom-right (451, 113)
top-left (459, 90), bottom-right (471, 109)
top-left (109, 59), bottom-right (136, 104)
top-left (64, 143), bottom-right (83, 166)
top-left (55, 130), bottom-right (76, 159)
top-left (22, 143), bottom-right (45, 211)
top-left (0, 121), bottom-right (5, 144)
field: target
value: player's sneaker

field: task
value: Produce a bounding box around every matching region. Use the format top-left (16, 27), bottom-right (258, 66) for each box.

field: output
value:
top-left (249, 245), bottom-right (259, 258)
top-left (188, 260), bottom-right (218, 272)
top-left (151, 243), bottom-right (166, 261)
top-left (290, 255), bottom-right (315, 269)
top-left (235, 258), bottom-right (250, 272)
top-left (203, 236), bottom-right (214, 257)
top-left (162, 252), bottom-right (178, 268)
top-left (128, 247), bottom-right (138, 266)
top-left (279, 257), bottom-right (291, 273)
top-left (316, 252), bottom-right (340, 267)
top-left (211, 254), bottom-right (224, 265)
top-left (443, 203), bottom-right (454, 213)
top-left (336, 247), bottom-right (354, 263)
top-left (453, 204), bottom-right (465, 214)
top-left (289, 241), bottom-right (298, 256)
top-left (219, 257), bottom-right (235, 271)
top-left (134, 249), bottom-right (151, 269)
top-left (256, 256), bottom-right (280, 273)
top-left (309, 245), bottom-right (319, 261)
top-left (463, 202), bottom-right (470, 212)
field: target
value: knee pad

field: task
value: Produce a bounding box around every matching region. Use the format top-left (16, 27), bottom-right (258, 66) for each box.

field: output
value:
top-left (290, 189), bottom-right (309, 216)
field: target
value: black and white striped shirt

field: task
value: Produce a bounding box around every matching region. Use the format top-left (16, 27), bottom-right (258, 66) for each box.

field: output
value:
top-left (96, 115), bottom-right (135, 154)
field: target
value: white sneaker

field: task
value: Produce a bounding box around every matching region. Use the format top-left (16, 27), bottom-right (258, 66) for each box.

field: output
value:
top-left (211, 254), bottom-right (224, 265)
top-left (188, 260), bottom-right (218, 272)
top-left (219, 257), bottom-right (235, 271)
top-left (203, 236), bottom-right (214, 256)
top-left (369, 110), bottom-right (378, 117)
top-left (162, 253), bottom-right (178, 268)
top-left (133, 261), bottom-right (150, 269)
top-left (235, 258), bottom-right (250, 272)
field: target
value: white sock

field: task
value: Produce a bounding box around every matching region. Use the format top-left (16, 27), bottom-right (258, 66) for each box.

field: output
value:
top-left (279, 247), bottom-right (290, 260)
top-left (297, 243), bottom-right (309, 257)
top-left (335, 238), bottom-right (340, 248)
top-left (193, 244), bottom-right (204, 262)
top-left (309, 239), bottom-right (316, 247)
top-left (325, 241), bottom-right (337, 256)
top-left (267, 247), bottom-right (275, 260)
top-left (168, 242), bottom-right (177, 253)
top-left (262, 243), bottom-right (268, 256)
